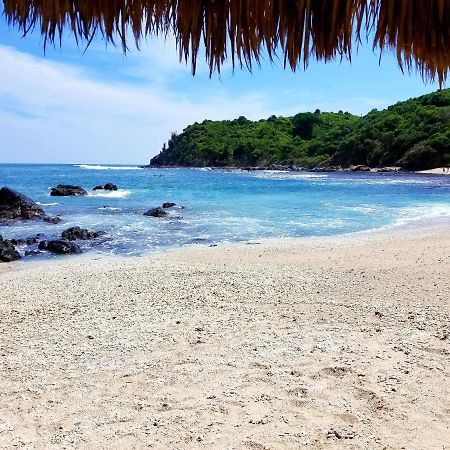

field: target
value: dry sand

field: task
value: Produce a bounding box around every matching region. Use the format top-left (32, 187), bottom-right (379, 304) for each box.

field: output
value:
top-left (0, 226), bottom-right (449, 449)
top-left (416, 168), bottom-right (450, 175)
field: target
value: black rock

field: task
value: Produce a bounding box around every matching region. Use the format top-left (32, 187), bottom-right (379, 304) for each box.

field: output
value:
top-left (43, 216), bottom-right (62, 224)
top-left (348, 164), bottom-right (371, 172)
top-left (0, 187), bottom-right (46, 222)
top-left (310, 166), bottom-right (342, 172)
top-left (93, 183), bottom-right (118, 191)
top-left (268, 164), bottom-right (290, 171)
top-left (25, 250), bottom-right (41, 257)
top-left (38, 240), bottom-right (48, 251)
top-left (61, 226), bottom-right (105, 241)
top-left (373, 167), bottom-right (401, 173)
top-left (39, 240), bottom-right (81, 255)
top-left (10, 238), bottom-right (25, 246)
top-left (50, 185), bottom-right (87, 197)
top-left (26, 235), bottom-right (44, 245)
top-left (0, 238), bottom-right (21, 262)
top-left (162, 202), bottom-right (176, 208)
top-left (144, 207), bottom-right (168, 218)
top-left (11, 235), bottom-right (42, 246)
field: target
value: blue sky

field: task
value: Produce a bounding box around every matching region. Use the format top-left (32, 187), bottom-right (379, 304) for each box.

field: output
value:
top-left (0, 18), bottom-right (443, 164)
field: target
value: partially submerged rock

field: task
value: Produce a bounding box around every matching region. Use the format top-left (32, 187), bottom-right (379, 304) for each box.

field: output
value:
top-left (310, 166), bottom-right (342, 172)
top-left (61, 226), bottom-right (105, 241)
top-left (0, 235), bottom-right (21, 262)
top-left (93, 183), bottom-right (118, 191)
top-left (144, 207), bottom-right (168, 218)
top-left (50, 185), bottom-right (87, 197)
top-left (0, 187), bottom-right (45, 222)
top-left (348, 164), bottom-right (371, 172)
top-left (162, 202), bottom-right (176, 209)
top-left (372, 166), bottom-right (401, 173)
top-left (38, 240), bottom-right (81, 255)
top-left (35, 227), bottom-right (104, 257)
top-left (10, 234), bottom-right (44, 246)
top-left (43, 216), bottom-right (62, 224)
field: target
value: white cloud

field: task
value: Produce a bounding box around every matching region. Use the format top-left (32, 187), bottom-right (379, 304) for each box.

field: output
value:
top-left (0, 39), bottom-right (435, 164)
top-left (0, 45), bottom-right (271, 164)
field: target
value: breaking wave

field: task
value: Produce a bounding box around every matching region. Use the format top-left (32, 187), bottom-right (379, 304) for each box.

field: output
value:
top-left (88, 190), bottom-right (132, 199)
top-left (75, 165), bottom-right (142, 171)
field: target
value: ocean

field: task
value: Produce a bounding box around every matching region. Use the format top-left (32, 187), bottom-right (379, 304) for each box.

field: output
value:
top-left (1, 164), bottom-right (450, 260)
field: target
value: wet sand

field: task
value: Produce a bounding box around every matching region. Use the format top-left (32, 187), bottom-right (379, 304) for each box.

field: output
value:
top-left (0, 226), bottom-right (449, 449)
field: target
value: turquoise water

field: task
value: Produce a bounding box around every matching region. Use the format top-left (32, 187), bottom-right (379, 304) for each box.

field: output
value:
top-left (1, 164), bottom-right (450, 258)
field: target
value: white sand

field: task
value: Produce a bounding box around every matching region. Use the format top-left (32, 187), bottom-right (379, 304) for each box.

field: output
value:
top-left (0, 226), bottom-right (449, 449)
top-left (416, 167), bottom-right (450, 175)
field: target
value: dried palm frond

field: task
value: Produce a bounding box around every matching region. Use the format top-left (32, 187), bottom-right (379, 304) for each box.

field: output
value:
top-left (2, 0), bottom-right (449, 85)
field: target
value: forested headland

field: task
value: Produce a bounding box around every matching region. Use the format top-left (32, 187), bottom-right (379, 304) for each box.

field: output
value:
top-left (148, 89), bottom-right (450, 171)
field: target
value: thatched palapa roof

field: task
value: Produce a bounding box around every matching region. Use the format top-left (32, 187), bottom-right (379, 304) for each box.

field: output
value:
top-left (3, 0), bottom-right (450, 85)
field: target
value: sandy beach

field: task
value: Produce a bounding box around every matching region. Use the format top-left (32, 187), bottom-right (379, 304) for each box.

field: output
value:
top-left (0, 226), bottom-right (449, 449)
top-left (416, 168), bottom-right (450, 175)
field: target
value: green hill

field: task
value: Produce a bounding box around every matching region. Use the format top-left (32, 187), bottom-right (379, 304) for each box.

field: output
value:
top-left (149, 89), bottom-right (450, 170)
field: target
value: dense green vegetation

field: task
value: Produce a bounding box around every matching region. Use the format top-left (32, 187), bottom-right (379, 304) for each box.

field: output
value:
top-left (150, 89), bottom-right (450, 170)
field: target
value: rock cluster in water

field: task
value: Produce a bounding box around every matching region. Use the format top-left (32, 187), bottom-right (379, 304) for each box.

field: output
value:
top-left (38, 240), bottom-right (82, 255)
top-left (1, 183), bottom-right (182, 262)
top-left (61, 226), bottom-right (106, 241)
top-left (9, 235), bottom-right (43, 246)
top-left (93, 183), bottom-right (118, 191)
top-left (50, 185), bottom-right (88, 196)
top-left (43, 216), bottom-right (62, 224)
top-left (38, 227), bottom-right (106, 255)
top-left (309, 165), bottom-right (401, 173)
top-left (144, 202), bottom-right (178, 217)
top-left (0, 185), bottom-right (111, 261)
top-left (144, 207), bottom-right (168, 217)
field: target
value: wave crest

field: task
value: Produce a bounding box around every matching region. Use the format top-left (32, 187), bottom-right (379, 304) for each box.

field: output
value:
top-left (88, 190), bottom-right (132, 199)
top-left (75, 164), bottom-right (142, 171)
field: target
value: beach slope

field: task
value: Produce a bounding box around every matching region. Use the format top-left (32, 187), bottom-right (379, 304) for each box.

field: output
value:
top-left (0, 227), bottom-right (449, 449)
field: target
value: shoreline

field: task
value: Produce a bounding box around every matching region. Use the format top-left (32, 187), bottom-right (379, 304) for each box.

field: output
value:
top-left (2, 165), bottom-right (449, 266)
top-left (2, 162), bottom-right (449, 175)
top-left (3, 215), bottom-right (450, 272)
top-left (1, 223), bottom-right (449, 448)
top-left (143, 164), bottom-right (450, 175)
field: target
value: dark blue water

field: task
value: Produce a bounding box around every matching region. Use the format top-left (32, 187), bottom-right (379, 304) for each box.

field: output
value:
top-left (1, 164), bottom-right (450, 258)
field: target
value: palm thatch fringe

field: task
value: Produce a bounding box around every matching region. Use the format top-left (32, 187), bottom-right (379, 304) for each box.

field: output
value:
top-left (2, 0), bottom-right (449, 85)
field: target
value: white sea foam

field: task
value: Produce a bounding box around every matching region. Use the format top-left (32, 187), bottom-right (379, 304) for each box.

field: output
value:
top-left (88, 190), bottom-right (132, 199)
top-left (254, 171), bottom-right (328, 180)
top-left (75, 164), bottom-right (142, 171)
top-left (338, 204), bottom-right (380, 213)
top-left (341, 177), bottom-right (436, 186)
top-left (392, 204), bottom-right (450, 227)
top-left (37, 202), bottom-right (60, 206)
